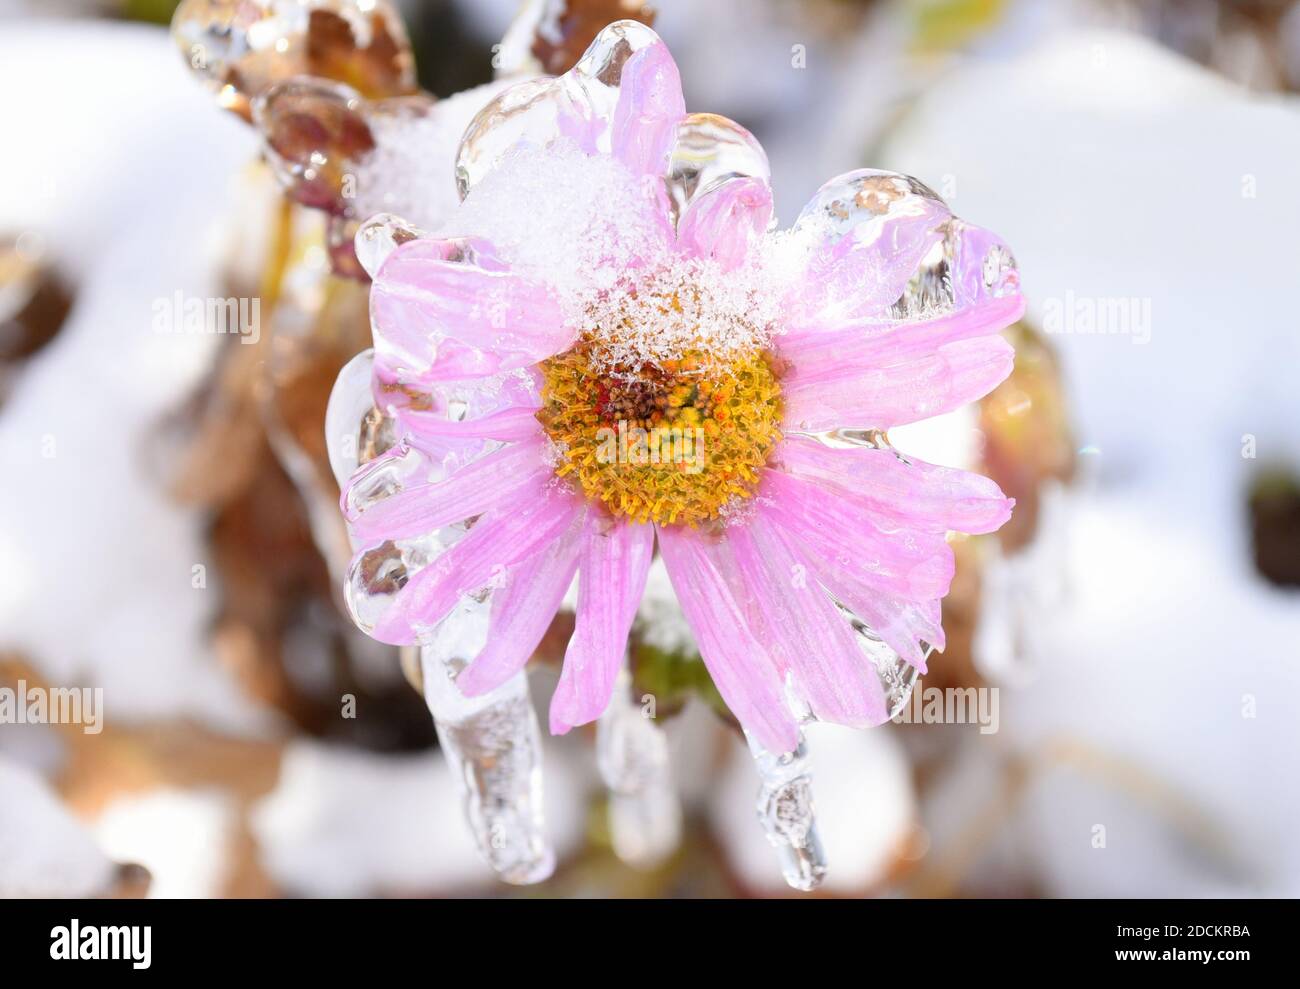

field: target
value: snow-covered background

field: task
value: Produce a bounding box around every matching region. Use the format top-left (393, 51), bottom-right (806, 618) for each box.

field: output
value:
top-left (1, 0), bottom-right (1296, 898)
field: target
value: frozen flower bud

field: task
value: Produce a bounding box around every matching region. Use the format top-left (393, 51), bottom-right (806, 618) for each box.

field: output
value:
top-left (253, 78), bottom-right (378, 214)
top-left (171, 0), bottom-right (417, 122)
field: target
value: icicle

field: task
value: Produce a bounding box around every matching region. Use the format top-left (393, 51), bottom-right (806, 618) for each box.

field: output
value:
top-left (420, 645), bottom-right (555, 885)
top-left (745, 729), bottom-right (827, 892)
top-left (595, 671), bottom-right (681, 869)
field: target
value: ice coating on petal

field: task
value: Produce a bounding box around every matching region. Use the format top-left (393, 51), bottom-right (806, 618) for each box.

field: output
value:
top-left (676, 175), bottom-right (773, 272)
top-left (657, 525), bottom-right (800, 754)
top-left (454, 77), bottom-right (587, 200)
top-left (383, 369), bottom-right (543, 461)
top-left (756, 468), bottom-right (956, 601)
top-left (778, 525), bottom-right (944, 671)
top-left (370, 481), bottom-right (581, 645)
top-left (665, 112), bottom-right (771, 225)
top-left (785, 169), bottom-right (953, 333)
top-left (345, 530), bottom-right (447, 636)
top-left (777, 293), bottom-right (1025, 380)
top-left (324, 347), bottom-right (395, 489)
top-left (354, 212), bottom-right (424, 280)
top-left (726, 517), bottom-right (889, 727)
top-left (455, 20), bottom-right (682, 199)
top-left (343, 436), bottom-right (550, 542)
top-left (775, 434), bottom-right (1014, 535)
top-left (606, 32), bottom-right (686, 178)
top-left (456, 513), bottom-right (585, 697)
top-left (398, 404), bottom-right (544, 446)
top-left (782, 335), bottom-right (1017, 432)
top-left (892, 217), bottom-right (1022, 319)
top-left (369, 236), bottom-right (573, 385)
top-left (550, 518), bottom-right (655, 734)
top-left (338, 439), bottom-right (491, 637)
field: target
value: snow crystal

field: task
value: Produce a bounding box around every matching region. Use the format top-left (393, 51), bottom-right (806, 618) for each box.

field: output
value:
top-left (441, 140), bottom-right (791, 370)
top-left (353, 80), bottom-right (516, 232)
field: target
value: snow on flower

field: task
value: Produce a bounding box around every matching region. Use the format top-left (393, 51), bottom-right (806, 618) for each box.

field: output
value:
top-left (334, 21), bottom-right (1024, 754)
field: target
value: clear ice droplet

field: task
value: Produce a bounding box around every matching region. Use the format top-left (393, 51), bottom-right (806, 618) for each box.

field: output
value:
top-left (354, 213), bottom-right (424, 279)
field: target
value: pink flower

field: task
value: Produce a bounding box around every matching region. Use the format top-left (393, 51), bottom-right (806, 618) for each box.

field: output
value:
top-left (337, 21), bottom-right (1023, 754)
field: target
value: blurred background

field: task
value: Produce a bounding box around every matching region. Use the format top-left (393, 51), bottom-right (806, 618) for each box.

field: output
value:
top-left (1, 0), bottom-right (1297, 898)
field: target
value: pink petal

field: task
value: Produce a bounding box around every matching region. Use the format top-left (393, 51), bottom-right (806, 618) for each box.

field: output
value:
top-left (727, 517), bottom-right (888, 726)
top-left (757, 468), bottom-right (955, 601)
top-left (781, 532), bottom-right (945, 670)
top-left (609, 37), bottom-right (687, 179)
top-left (675, 175), bottom-right (772, 271)
top-left (397, 405), bottom-right (544, 446)
top-left (657, 525), bottom-right (800, 754)
top-left (781, 335), bottom-right (1015, 432)
top-left (549, 517), bottom-right (655, 735)
top-left (775, 435), bottom-right (1013, 535)
top-left (371, 483), bottom-right (581, 645)
top-left (785, 187), bottom-right (950, 334)
top-left (778, 292), bottom-right (1024, 373)
top-left (456, 514), bottom-right (585, 697)
top-left (343, 437), bottom-right (550, 543)
top-left (371, 237), bottom-right (572, 384)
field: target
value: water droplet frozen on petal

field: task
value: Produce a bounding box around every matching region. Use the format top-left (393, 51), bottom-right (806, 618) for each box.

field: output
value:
top-left (344, 537), bottom-right (411, 633)
top-left (354, 213), bottom-right (424, 279)
top-left (596, 671), bottom-right (681, 869)
top-left (341, 446), bottom-right (453, 634)
top-left (853, 623), bottom-right (924, 719)
top-left (665, 112), bottom-right (770, 225)
top-left (170, 0), bottom-right (416, 121)
top-left (326, 349), bottom-right (397, 488)
top-left (498, 0), bottom-right (658, 78)
top-left (339, 438), bottom-right (431, 521)
top-left (746, 731), bottom-right (827, 892)
top-left (455, 19), bottom-right (667, 200)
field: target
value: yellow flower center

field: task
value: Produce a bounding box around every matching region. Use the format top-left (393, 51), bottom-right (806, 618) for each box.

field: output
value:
top-left (538, 339), bottom-right (783, 526)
